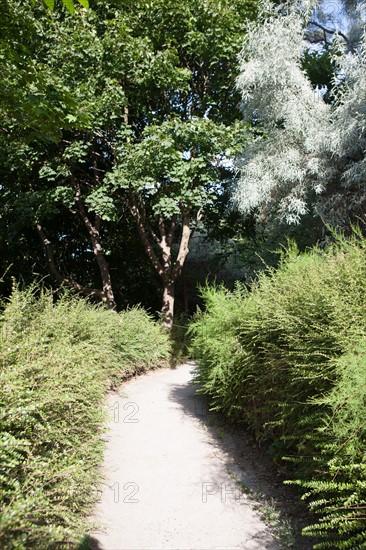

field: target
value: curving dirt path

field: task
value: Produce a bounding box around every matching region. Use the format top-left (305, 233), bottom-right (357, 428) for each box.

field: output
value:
top-left (89, 362), bottom-right (280, 550)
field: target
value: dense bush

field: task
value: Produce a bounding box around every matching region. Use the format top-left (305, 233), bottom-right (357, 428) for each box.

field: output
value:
top-left (190, 232), bottom-right (366, 548)
top-left (0, 287), bottom-right (170, 549)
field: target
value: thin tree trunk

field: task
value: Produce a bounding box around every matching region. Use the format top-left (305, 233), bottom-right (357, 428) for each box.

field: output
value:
top-left (97, 254), bottom-right (116, 309)
top-left (75, 193), bottom-right (116, 310)
top-left (89, 222), bottom-right (116, 309)
top-left (162, 280), bottom-right (175, 330)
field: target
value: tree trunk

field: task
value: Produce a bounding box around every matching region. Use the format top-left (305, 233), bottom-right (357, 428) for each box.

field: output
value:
top-left (96, 247), bottom-right (116, 310)
top-left (75, 193), bottom-right (116, 310)
top-left (162, 280), bottom-right (175, 330)
top-left (129, 196), bottom-right (194, 330)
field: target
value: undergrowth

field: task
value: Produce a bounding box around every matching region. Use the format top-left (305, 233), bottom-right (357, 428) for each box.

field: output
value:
top-left (189, 231), bottom-right (366, 548)
top-left (0, 286), bottom-right (170, 549)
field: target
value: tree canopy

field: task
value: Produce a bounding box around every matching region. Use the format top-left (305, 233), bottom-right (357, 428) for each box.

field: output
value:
top-left (0, 0), bottom-right (257, 326)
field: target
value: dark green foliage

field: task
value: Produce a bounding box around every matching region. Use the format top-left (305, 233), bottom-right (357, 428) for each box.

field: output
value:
top-left (302, 49), bottom-right (336, 103)
top-left (189, 232), bottom-right (366, 548)
top-left (0, 0), bottom-right (258, 318)
top-left (0, 287), bottom-right (170, 549)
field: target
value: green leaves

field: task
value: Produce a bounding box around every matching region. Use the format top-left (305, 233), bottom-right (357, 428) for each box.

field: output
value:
top-left (51, 186), bottom-right (75, 208)
top-left (76, 0), bottom-right (89, 8)
top-left (42, 0), bottom-right (89, 14)
top-left (85, 188), bottom-right (117, 221)
top-left (38, 165), bottom-right (58, 182)
top-left (42, 0), bottom-right (55, 9)
top-left (0, 0), bottom-right (257, 323)
top-left (112, 118), bottom-right (241, 219)
top-left (63, 141), bottom-right (91, 163)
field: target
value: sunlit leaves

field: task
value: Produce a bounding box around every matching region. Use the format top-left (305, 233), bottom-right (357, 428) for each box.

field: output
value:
top-left (41, 0), bottom-right (89, 14)
top-left (85, 188), bottom-right (117, 221)
top-left (42, 0), bottom-right (55, 9)
top-left (110, 118), bottom-right (246, 219)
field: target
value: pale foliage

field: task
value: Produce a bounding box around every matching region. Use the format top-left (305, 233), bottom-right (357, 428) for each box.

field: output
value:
top-left (318, 30), bottom-right (366, 223)
top-left (235, 1), bottom-right (366, 226)
top-left (332, 32), bottom-right (366, 171)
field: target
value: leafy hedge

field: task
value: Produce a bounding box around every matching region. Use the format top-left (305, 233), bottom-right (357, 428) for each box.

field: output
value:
top-left (0, 287), bottom-right (170, 549)
top-left (189, 232), bottom-right (366, 549)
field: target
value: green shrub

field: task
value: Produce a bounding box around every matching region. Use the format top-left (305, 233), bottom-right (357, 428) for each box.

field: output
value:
top-left (189, 232), bottom-right (366, 548)
top-left (0, 286), bottom-right (170, 549)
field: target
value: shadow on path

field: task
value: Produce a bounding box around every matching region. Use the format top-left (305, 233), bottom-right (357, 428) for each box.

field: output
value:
top-left (78, 534), bottom-right (104, 550)
top-left (167, 363), bottom-right (313, 550)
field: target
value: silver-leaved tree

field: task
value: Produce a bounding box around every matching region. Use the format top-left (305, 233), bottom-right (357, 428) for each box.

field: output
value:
top-left (235, 0), bottom-right (366, 229)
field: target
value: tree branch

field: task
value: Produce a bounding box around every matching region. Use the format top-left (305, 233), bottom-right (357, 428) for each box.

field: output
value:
top-left (129, 194), bottom-right (165, 280)
top-left (196, 208), bottom-right (203, 223)
top-left (139, 201), bottom-right (161, 246)
top-left (167, 215), bottom-right (177, 248)
top-left (158, 216), bottom-right (166, 240)
top-left (171, 208), bottom-right (191, 281)
top-left (95, 212), bottom-right (101, 234)
top-left (309, 20), bottom-right (349, 44)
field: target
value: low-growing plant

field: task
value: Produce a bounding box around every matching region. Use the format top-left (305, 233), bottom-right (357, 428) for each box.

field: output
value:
top-left (189, 231), bottom-right (366, 548)
top-left (0, 286), bottom-right (170, 549)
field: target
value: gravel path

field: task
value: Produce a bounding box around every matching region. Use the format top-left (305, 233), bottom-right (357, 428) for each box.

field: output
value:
top-left (90, 362), bottom-right (279, 550)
